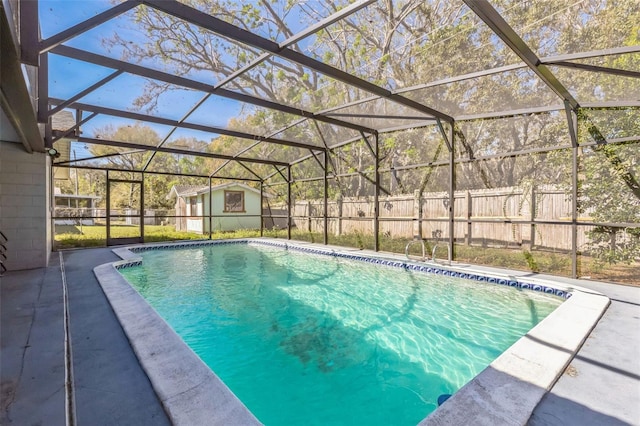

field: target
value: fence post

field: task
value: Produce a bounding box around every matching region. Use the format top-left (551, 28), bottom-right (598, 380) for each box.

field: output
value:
top-left (413, 190), bottom-right (421, 238)
top-left (287, 166), bottom-right (292, 240)
top-left (530, 185), bottom-right (536, 249)
top-left (307, 200), bottom-right (312, 233)
top-left (336, 195), bottom-right (343, 236)
top-left (260, 182), bottom-right (264, 237)
top-left (466, 191), bottom-right (472, 245)
top-left (610, 229), bottom-right (617, 252)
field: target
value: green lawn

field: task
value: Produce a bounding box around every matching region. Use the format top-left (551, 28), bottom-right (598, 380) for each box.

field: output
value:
top-left (54, 224), bottom-right (274, 249)
top-left (287, 230), bottom-right (639, 285)
top-left (54, 225), bottom-right (638, 285)
top-left (55, 225), bottom-right (206, 249)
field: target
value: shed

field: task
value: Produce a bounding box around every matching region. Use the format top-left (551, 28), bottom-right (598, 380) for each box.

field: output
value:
top-left (167, 182), bottom-right (265, 233)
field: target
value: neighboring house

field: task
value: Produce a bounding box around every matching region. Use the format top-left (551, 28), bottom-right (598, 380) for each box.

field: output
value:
top-left (167, 182), bottom-right (266, 233)
top-left (53, 188), bottom-right (101, 225)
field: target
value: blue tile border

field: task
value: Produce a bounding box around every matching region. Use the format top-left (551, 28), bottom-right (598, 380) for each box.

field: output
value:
top-left (115, 239), bottom-right (571, 299)
top-left (114, 260), bottom-right (142, 269)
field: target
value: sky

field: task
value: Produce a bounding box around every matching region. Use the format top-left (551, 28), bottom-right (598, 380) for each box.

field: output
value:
top-left (39, 0), bottom-right (247, 155)
top-left (38, 0), bottom-right (438, 161)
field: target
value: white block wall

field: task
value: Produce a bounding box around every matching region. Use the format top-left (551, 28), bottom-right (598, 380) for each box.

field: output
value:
top-left (0, 141), bottom-right (51, 270)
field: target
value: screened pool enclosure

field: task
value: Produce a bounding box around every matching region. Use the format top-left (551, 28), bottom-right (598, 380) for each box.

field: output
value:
top-left (14, 0), bottom-right (639, 283)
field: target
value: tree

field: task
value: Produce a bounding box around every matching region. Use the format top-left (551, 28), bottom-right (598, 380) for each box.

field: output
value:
top-left (83, 123), bottom-right (218, 210)
top-left (578, 110), bottom-right (640, 264)
top-left (101, 0), bottom-right (639, 264)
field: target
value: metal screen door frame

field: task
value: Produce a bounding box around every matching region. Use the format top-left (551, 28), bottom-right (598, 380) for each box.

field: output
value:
top-left (106, 177), bottom-right (144, 246)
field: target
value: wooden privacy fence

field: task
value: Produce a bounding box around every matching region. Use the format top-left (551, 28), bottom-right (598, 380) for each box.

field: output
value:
top-left (274, 185), bottom-right (593, 252)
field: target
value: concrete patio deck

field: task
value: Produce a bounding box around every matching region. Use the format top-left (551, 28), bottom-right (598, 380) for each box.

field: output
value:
top-left (1, 247), bottom-right (639, 425)
top-left (1, 248), bottom-right (170, 426)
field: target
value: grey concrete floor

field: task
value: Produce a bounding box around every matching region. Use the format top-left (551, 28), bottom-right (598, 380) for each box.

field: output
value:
top-left (1, 249), bottom-right (170, 426)
top-left (62, 248), bottom-right (170, 426)
top-left (530, 280), bottom-right (640, 426)
top-left (1, 247), bottom-right (639, 425)
top-left (1, 261), bottom-right (65, 426)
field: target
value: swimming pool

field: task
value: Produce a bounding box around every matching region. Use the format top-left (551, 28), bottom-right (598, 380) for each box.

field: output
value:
top-left (96, 239), bottom-right (609, 425)
top-left (119, 241), bottom-right (561, 425)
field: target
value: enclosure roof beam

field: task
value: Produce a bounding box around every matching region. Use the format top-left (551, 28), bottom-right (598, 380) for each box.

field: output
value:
top-left (208, 102), bottom-right (332, 178)
top-left (456, 102), bottom-right (637, 118)
top-left (291, 102), bottom-right (564, 166)
top-left (366, 122), bottom-right (433, 135)
top-left (237, 161), bottom-right (264, 181)
top-left (263, 163), bottom-right (292, 182)
top-left (582, 119), bottom-right (640, 199)
top-left (325, 113), bottom-right (434, 121)
top-left (285, 103), bottom-right (572, 170)
top-left (54, 163), bottom-right (261, 181)
top-left (139, 2), bottom-right (372, 172)
top-left (275, 142), bottom-right (391, 196)
top-left (272, 165), bottom-right (288, 183)
top-left (455, 105), bottom-right (565, 121)
top-left (285, 133), bottom-right (368, 171)
top-left (565, 101), bottom-right (578, 148)
top-left (48, 70), bottom-right (124, 117)
top-left (279, 0), bottom-right (377, 50)
top-left (331, 149), bottom-right (391, 195)
top-left (215, 0), bottom-right (376, 90)
top-left (49, 45), bottom-right (376, 134)
top-left (208, 140), bottom-right (263, 177)
top-left (359, 131), bottom-right (377, 159)
top-left (541, 45), bottom-right (640, 62)
top-left (265, 120), bottom-right (336, 180)
top-left (39, 0), bottom-right (142, 53)
top-left (68, 136), bottom-right (289, 167)
top-left (395, 63), bottom-right (527, 94)
top-left (142, 0), bottom-right (454, 123)
top-left (52, 112), bottom-right (98, 143)
top-left (580, 101), bottom-right (640, 109)
top-left (436, 118), bottom-right (452, 152)
top-left (602, 136), bottom-right (640, 145)
top-left (142, 93), bottom-right (209, 172)
top-left (209, 113), bottom-right (316, 178)
top-left (308, 150), bottom-right (325, 171)
top-left (392, 45), bottom-right (640, 96)
top-left (541, 61), bottom-right (640, 79)
top-left (463, 0), bottom-right (580, 111)
top-left (0, 8), bottom-right (42, 152)
top-left (297, 95), bottom-right (440, 130)
top-left (19, 0), bottom-right (39, 65)
top-left (49, 98), bottom-right (325, 152)
top-left (54, 149), bottom-right (147, 166)
top-left (208, 175), bottom-right (262, 182)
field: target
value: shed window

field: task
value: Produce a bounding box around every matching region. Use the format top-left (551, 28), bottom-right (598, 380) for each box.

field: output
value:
top-left (56, 197), bottom-right (69, 207)
top-left (190, 197), bottom-right (197, 215)
top-left (224, 190), bottom-right (244, 212)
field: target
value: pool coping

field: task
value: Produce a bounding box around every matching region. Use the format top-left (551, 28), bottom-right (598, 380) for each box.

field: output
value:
top-left (94, 238), bottom-right (610, 425)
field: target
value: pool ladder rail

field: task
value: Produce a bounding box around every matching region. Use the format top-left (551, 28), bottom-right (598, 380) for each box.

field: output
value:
top-left (405, 237), bottom-right (451, 266)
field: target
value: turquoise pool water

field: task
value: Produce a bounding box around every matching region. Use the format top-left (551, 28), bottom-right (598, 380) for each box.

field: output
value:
top-left (120, 243), bottom-right (562, 425)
